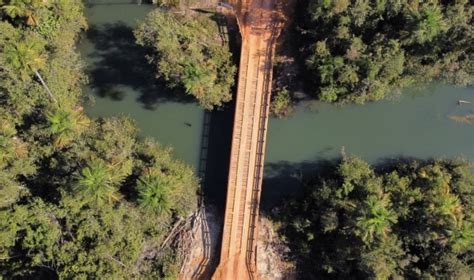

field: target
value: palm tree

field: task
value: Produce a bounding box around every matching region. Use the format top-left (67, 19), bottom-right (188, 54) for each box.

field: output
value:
top-left (137, 175), bottom-right (172, 214)
top-left (4, 39), bottom-right (57, 103)
top-left (1, 0), bottom-right (27, 18)
top-left (437, 193), bottom-right (463, 224)
top-left (75, 160), bottom-right (120, 205)
top-left (410, 3), bottom-right (447, 44)
top-left (448, 222), bottom-right (473, 253)
top-left (356, 195), bottom-right (398, 243)
top-left (47, 108), bottom-right (90, 148)
top-left (1, 0), bottom-right (44, 25)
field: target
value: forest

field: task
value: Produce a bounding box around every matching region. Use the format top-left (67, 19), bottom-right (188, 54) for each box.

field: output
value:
top-left (0, 1), bottom-right (198, 278)
top-left (134, 10), bottom-right (236, 110)
top-left (0, 0), bottom-right (472, 279)
top-left (277, 156), bottom-right (473, 279)
top-left (294, 0), bottom-right (473, 104)
top-left (131, 0), bottom-right (472, 114)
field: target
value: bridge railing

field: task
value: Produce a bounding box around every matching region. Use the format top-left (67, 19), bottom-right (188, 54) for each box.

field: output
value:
top-left (245, 19), bottom-right (281, 277)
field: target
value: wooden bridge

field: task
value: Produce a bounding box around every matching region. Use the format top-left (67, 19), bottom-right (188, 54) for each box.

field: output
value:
top-left (213, 0), bottom-right (282, 279)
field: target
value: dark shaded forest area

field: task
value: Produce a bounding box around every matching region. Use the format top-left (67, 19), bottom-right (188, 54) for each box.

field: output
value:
top-left (0, 1), bottom-right (198, 278)
top-left (276, 156), bottom-right (473, 279)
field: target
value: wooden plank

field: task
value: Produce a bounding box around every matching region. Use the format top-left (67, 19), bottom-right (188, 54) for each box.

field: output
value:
top-left (213, 0), bottom-right (280, 279)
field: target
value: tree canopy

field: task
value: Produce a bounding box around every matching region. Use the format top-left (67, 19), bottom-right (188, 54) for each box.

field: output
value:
top-left (0, 1), bottom-right (198, 278)
top-left (300, 0), bottom-right (473, 103)
top-left (277, 156), bottom-right (474, 279)
top-left (134, 10), bottom-right (236, 110)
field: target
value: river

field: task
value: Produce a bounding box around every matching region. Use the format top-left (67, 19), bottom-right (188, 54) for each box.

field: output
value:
top-left (79, 1), bottom-right (473, 207)
top-left (79, 1), bottom-right (204, 168)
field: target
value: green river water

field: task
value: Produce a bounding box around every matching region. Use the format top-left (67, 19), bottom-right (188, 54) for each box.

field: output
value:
top-left (79, 1), bottom-right (473, 206)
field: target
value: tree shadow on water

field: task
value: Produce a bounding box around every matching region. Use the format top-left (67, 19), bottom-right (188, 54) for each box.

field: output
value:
top-left (84, 22), bottom-right (195, 109)
top-left (260, 155), bottom-right (433, 211)
top-left (261, 159), bottom-right (338, 210)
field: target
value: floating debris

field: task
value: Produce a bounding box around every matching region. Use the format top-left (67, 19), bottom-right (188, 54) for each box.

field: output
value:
top-left (448, 114), bottom-right (474, 124)
top-left (457, 100), bottom-right (471, 105)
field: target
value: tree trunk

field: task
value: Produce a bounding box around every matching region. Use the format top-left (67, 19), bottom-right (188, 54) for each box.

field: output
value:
top-left (34, 70), bottom-right (57, 103)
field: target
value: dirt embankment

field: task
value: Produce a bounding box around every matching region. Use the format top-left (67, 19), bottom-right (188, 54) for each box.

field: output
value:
top-left (179, 205), bottom-right (296, 280)
top-left (257, 217), bottom-right (297, 280)
top-left (178, 205), bottom-right (222, 280)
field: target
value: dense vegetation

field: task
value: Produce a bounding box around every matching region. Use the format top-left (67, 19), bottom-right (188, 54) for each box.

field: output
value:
top-left (0, 1), bottom-right (198, 278)
top-left (134, 10), bottom-right (236, 110)
top-left (299, 0), bottom-right (473, 103)
top-left (277, 156), bottom-right (473, 279)
top-left (270, 87), bottom-right (293, 118)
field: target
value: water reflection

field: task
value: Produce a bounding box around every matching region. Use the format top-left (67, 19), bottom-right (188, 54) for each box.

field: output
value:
top-left (79, 2), bottom-right (204, 167)
top-left (84, 22), bottom-right (195, 109)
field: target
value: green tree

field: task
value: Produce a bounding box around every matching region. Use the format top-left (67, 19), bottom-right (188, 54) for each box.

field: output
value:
top-left (448, 221), bottom-right (474, 253)
top-left (409, 3), bottom-right (447, 44)
top-left (436, 193), bottom-right (463, 224)
top-left (134, 10), bottom-right (236, 110)
top-left (137, 174), bottom-right (172, 214)
top-left (0, 172), bottom-right (23, 208)
top-left (46, 107), bottom-right (90, 148)
top-left (1, 0), bottom-right (45, 25)
top-left (3, 38), bottom-right (57, 102)
top-left (271, 88), bottom-right (293, 118)
top-left (75, 160), bottom-right (120, 205)
top-left (2, 0), bottom-right (27, 18)
top-left (356, 195), bottom-right (397, 243)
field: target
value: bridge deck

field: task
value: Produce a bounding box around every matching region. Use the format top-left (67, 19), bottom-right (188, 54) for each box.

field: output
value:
top-left (214, 0), bottom-right (280, 279)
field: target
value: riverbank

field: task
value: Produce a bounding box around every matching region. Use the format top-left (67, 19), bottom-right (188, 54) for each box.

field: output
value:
top-left (78, 2), bottom-right (204, 168)
top-left (78, 2), bottom-right (474, 211)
